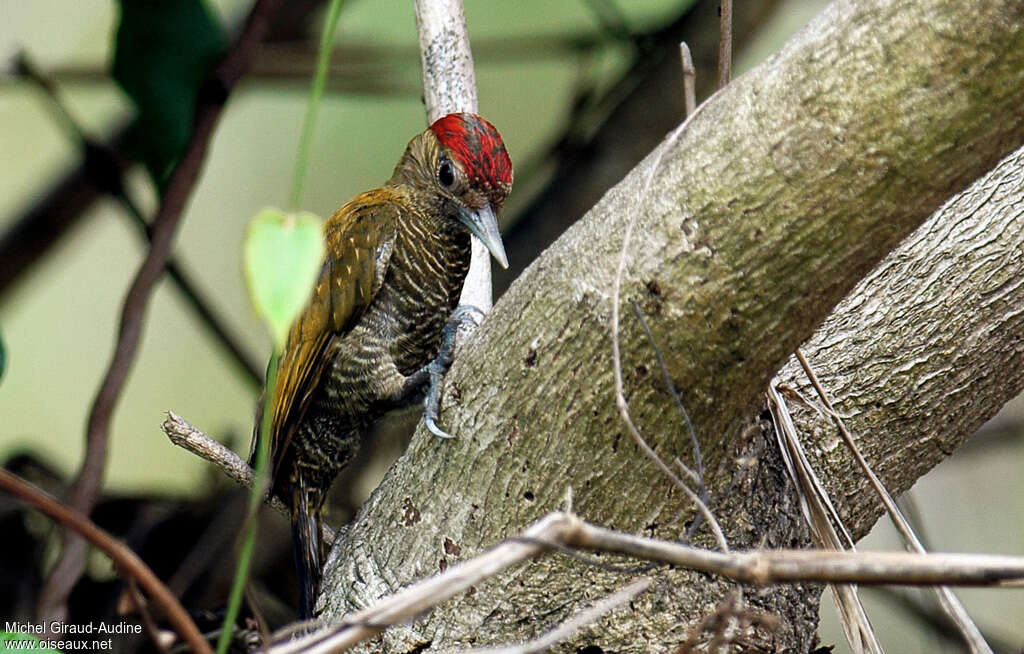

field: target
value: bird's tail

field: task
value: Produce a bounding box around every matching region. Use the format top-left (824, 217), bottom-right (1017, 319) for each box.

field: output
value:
top-left (290, 471), bottom-right (322, 619)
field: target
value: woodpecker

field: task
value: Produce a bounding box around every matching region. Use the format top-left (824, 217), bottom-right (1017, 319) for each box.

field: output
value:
top-left (257, 113), bottom-right (512, 618)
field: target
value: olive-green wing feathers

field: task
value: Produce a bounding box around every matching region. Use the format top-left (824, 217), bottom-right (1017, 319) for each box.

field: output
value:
top-left (265, 190), bottom-right (401, 480)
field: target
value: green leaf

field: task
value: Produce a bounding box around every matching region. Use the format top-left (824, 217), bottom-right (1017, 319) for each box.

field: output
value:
top-left (244, 208), bottom-right (326, 350)
top-left (112, 0), bottom-right (226, 190)
top-left (0, 330), bottom-right (5, 385)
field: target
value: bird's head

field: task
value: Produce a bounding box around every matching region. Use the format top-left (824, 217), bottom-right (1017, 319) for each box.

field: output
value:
top-left (394, 112), bottom-right (513, 268)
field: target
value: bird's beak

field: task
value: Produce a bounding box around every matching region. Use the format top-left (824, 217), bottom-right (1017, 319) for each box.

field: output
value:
top-left (458, 203), bottom-right (509, 269)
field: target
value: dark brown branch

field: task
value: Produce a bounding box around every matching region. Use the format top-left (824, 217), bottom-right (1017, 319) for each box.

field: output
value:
top-left (16, 34), bottom-right (610, 88)
top-left (0, 122), bottom-right (133, 293)
top-left (0, 469), bottom-right (213, 654)
top-left (0, 4), bottom-right (327, 297)
top-left (38, 0), bottom-right (286, 622)
top-left (125, 195), bottom-right (264, 385)
top-left (13, 50), bottom-right (263, 387)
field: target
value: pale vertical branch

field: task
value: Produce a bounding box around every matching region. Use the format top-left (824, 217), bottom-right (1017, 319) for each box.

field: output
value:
top-left (413, 0), bottom-right (493, 312)
top-left (767, 387), bottom-right (882, 654)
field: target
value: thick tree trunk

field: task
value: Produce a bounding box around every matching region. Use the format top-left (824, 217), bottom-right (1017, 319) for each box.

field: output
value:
top-left (776, 145), bottom-right (1024, 541)
top-left (319, 0), bottom-right (1024, 651)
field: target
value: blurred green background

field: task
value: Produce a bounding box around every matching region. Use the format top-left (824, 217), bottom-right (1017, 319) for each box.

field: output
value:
top-left (1, 0), bottom-right (1021, 650)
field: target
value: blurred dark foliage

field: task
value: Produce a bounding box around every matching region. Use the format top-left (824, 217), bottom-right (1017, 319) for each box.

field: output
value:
top-left (1, 451), bottom-right (296, 652)
top-left (0, 411), bottom-right (418, 651)
top-left (113, 0), bottom-right (227, 190)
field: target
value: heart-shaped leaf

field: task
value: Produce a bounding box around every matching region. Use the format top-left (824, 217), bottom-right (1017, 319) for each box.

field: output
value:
top-left (244, 208), bottom-right (325, 350)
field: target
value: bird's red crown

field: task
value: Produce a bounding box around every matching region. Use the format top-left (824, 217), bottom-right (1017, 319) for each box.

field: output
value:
top-left (429, 113), bottom-right (513, 193)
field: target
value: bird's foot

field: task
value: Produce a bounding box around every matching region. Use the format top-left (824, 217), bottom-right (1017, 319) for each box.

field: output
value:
top-left (424, 305), bottom-right (485, 439)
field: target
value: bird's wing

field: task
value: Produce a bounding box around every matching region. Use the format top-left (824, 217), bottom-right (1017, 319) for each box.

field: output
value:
top-left (265, 189), bottom-right (400, 482)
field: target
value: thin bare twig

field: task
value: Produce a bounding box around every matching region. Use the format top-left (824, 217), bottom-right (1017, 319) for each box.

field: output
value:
top-left (267, 513), bottom-right (580, 654)
top-left (609, 101), bottom-right (727, 552)
top-left (163, 412), bottom-right (257, 490)
top-left (568, 520), bottom-right (1024, 586)
top-left (0, 469), bottom-right (212, 654)
top-left (122, 580), bottom-right (173, 654)
top-left (795, 349), bottom-right (993, 654)
top-left (628, 299), bottom-right (717, 544)
top-left (628, 300), bottom-right (704, 488)
top-left (718, 0), bottom-right (733, 88)
top-left (160, 411), bottom-right (335, 542)
top-left (266, 510), bottom-right (1024, 654)
top-left (676, 591), bottom-right (779, 654)
top-left (453, 578), bottom-right (651, 654)
top-left (504, 536), bottom-right (658, 576)
top-left (39, 0), bottom-right (285, 621)
top-left (679, 41), bottom-right (696, 118)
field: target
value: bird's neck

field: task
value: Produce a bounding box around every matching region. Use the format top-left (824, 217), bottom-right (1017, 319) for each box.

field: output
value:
top-left (376, 188), bottom-right (471, 373)
top-left (389, 185), bottom-right (473, 298)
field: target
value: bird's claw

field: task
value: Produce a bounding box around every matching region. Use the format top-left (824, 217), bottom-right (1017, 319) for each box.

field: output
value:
top-left (425, 413), bottom-right (455, 439)
top-left (424, 358), bottom-right (454, 438)
top-left (423, 305), bottom-right (486, 439)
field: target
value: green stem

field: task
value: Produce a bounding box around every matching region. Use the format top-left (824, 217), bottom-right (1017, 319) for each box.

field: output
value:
top-left (216, 350), bottom-right (279, 654)
top-left (289, 0), bottom-right (346, 210)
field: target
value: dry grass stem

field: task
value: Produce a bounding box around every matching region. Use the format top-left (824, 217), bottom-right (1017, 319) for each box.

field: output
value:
top-left (0, 469), bottom-right (213, 654)
top-left (767, 386), bottom-right (881, 654)
top-left (794, 350), bottom-right (993, 654)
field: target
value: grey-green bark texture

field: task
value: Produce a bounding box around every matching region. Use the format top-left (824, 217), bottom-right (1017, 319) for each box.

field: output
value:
top-left (319, 0), bottom-right (1024, 651)
top-left (775, 144), bottom-right (1024, 541)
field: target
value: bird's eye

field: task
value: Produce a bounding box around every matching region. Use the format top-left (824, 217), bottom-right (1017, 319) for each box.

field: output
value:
top-left (438, 160), bottom-right (455, 188)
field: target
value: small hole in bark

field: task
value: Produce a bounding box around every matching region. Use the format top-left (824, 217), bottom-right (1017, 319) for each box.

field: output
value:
top-left (524, 349), bottom-right (537, 367)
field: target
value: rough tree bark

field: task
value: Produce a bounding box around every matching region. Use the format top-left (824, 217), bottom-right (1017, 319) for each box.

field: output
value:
top-left (775, 145), bottom-right (1024, 541)
top-left (317, 0), bottom-right (1024, 651)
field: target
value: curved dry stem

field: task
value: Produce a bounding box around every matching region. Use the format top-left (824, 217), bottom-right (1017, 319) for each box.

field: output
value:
top-left (0, 469), bottom-right (212, 654)
top-left (609, 105), bottom-right (728, 553)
